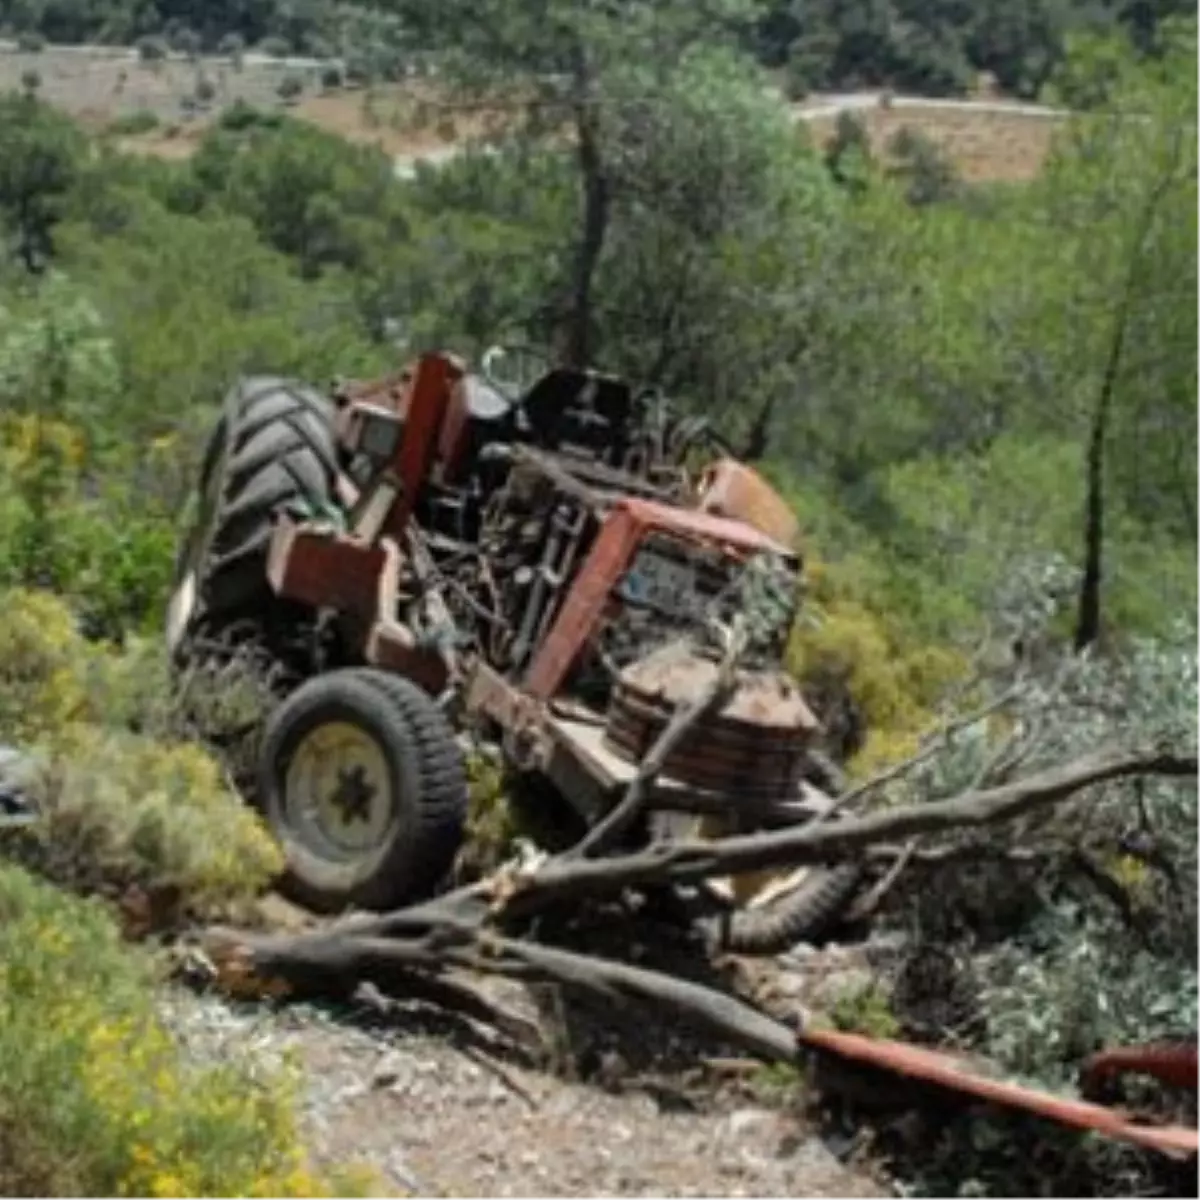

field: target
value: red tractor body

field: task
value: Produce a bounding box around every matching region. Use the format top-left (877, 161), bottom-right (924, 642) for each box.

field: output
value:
top-left (167, 349), bottom-right (860, 941)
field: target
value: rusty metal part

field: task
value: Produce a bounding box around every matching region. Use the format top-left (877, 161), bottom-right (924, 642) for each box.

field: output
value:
top-left (602, 644), bottom-right (820, 803)
top-left (267, 518), bottom-right (449, 695)
top-left (390, 353), bottom-right (464, 535)
top-left (523, 496), bottom-right (797, 702)
top-left (696, 458), bottom-right (802, 552)
top-left (1080, 1043), bottom-right (1198, 1096)
top-left (267, 514), bottom-right (384, 622)
top-left (798, 1027), bottom-right (1199, 1159)
top-left (362, 538), bottom-right (451, 695)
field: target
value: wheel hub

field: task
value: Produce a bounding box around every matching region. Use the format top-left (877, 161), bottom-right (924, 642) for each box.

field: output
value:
top-left (284, 721), bottom-right (394, 858)
top-left (328, 764), bottom-right (376, 824)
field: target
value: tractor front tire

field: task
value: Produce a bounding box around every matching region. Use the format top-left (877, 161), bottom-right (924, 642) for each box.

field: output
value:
top-left (165, 376), bottom-right (338, 665)
top-left (714, 862), bottom-right (864, 956)
top-left (258, 668), bottom-right (468, 914)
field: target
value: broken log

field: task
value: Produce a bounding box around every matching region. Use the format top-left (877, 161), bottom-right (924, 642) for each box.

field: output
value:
top-left (197, 742), bottom-right (1195, 1067)
top-left (201, 923), bottom-right (800, 1064)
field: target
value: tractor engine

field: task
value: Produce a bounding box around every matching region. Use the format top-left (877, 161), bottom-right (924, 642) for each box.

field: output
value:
top-left (332, 350), bottom-right (822, 817)
top-left (466, 447), bottom-right (818, 816)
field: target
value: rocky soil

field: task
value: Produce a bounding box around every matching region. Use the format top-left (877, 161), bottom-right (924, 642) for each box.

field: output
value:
top-left (161, 936), bottom-right (896, 1198)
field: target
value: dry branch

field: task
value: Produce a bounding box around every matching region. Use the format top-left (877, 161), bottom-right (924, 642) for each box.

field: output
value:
top-left (197, 742), bottom-right (1195, 1073)
top-left (446, 744), bottom-right (1196, 927)
top-left (201, 923), bottom-right (800, 1064)
top-left (807, 680), bottom-right (1029, 830)
top-left (297, 744), bottom-right (1195, 952)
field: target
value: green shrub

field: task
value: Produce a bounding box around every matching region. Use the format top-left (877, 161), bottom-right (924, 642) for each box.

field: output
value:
top-left (787, 550), bottom-right (968, 777)
top-left (107, 110), bottom-right (160, 136)
top-left (136, 35), bottom-right (168, 64)
top-left (277, 74), bottom-right (305, 104)
top-left (0, 589), bottom-right (282, 924)
top-left (455, 749), bottom-right (520, 879)
top-left (0, 862), bottom-right (366, 1196)
top-left (218, 99), bottom-right (280, 131)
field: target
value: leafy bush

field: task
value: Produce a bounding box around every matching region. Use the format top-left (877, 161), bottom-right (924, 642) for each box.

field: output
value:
top-left (107, 109), bottom-right (160, 136)
top-left (0, 412), bottom-right (176, 638)
top-left (277, 73), bottom-right (305, 103)
top-left (136, 35), bottom-right (168, 63)
top-left (868, 559), bottom-right (1198, 1195)
top-left (0, 589), bottom-right (282, 924)
top-left (0, 863), bottom-right (363, 1196)
top-left (787, 549), bottom-right (968, 775)
top-left (217, 99), bottom-right (280, 131)
top-left (968, 591), bottom-right (1198, 1082)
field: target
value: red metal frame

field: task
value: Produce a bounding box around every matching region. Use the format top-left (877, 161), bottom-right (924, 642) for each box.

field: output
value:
top-left (798, 1027), bottom-right (1199, 1159)
top-left (266, 515), bottom-right (384, 621)
top-left (388, 353), bottom-right (463, 536)
top-left (523, 496), bottom-right (794, 702)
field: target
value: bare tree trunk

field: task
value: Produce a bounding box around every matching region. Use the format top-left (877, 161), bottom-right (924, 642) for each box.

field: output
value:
top-left (1075, 358), bottom-right (1115, 651)
top-left (559, 51), bottom-right (609, 369)
top-left (1074, 145), bottom-right (1182, 651)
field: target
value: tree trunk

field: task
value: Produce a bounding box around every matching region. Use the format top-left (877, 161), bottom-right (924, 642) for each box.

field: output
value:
top-left (1074, 366), bottom-right (1113, 651)
top-left (1073, 154), bottom-right (1180, 651)
top-left (559, 54), bottom-right (609, 369)
top-left (739, 395), bottom-right (776, 462)
top-left (1075, 158), bottom-right (1176, 648)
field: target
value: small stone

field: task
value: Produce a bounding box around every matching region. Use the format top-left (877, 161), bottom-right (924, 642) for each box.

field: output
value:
top-left (726, 1107), bottom-right (776, 1138)
top-left (371, 1050), bottom-right (410, 1089)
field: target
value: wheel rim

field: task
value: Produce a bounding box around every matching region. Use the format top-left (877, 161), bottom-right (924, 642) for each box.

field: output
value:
top-left (165, 417), bottom-right (232, 655)
top-left (164, 567), bottom-right (198, 652)
top-left (283, 721), bottom-right (396, 859)
top-left (655, 811), bottom-right (806, 908)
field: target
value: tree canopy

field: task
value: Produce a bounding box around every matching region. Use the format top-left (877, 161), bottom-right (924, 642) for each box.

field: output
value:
top-left (0, 0), bottom-right (1193, 98)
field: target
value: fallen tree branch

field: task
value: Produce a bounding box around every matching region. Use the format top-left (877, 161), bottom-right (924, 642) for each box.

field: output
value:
top-left (472, 744), bottom-right (1198, 924)
top-left (806, 681), bottom-right (1029, 830)
top-left (195, 743), bottom-right (1195, 1092)
top-left (293, 744), bottom-right (1195, 949)
top-left (201, 923), bottom-right (800, 1065)
top-left (188, 929), bottom-right (542, 1050)
top-left (847, 838), bottom-right (920, 921)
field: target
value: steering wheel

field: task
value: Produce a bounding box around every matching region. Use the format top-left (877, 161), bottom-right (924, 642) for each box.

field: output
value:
top-left (481, 343), bottom-right (551, 402)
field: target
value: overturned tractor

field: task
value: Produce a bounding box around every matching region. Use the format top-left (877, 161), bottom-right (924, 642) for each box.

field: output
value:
top-left (166, 347), bottom-right (863, 953)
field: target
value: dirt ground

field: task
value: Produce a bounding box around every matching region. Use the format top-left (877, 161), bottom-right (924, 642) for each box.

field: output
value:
top-left (2, 44), bottom-right (1061, 181)
top-left (163, 897), bottom-right (898, 1197)
top-left (161, 954), bottom-right (895, 1199)
top-left (802, 105), bottom-right (1062, 183)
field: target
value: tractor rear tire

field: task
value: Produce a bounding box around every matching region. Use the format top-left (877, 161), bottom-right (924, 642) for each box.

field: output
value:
top-left (257, 667), bottom-right (468, 914)
top-left (165, 376), bottom-right (339, 664)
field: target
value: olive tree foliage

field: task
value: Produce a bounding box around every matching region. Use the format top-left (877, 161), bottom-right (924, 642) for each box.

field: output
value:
top-left (885, 553), bottom-right (1197, 1087)
top-left (589, 46), bottom-right (844, 446)
top-left (381, 0), bottom-right (769, 367)
top-left (1023, 20), bottom-right (1197, 647)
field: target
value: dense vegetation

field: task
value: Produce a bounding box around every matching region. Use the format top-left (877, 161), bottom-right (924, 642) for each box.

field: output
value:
top-left (0, 0), bottom-right (1194, 98)
top-left (0, 1), bottom-right (1194, 1193)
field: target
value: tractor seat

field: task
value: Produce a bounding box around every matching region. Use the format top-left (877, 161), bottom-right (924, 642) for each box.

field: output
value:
top-left (437, 373), bottom-right (517, 483)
